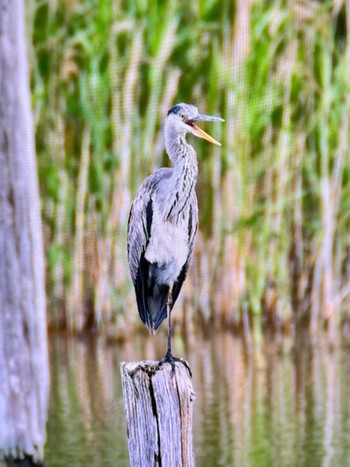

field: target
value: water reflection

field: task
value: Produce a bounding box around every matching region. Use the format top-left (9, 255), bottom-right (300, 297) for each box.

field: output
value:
top-left (45, 332), bottom-right (350, 467)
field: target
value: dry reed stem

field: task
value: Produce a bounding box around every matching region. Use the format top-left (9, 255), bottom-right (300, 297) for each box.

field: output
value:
top-left (69, 127), bottom-right (91, 331)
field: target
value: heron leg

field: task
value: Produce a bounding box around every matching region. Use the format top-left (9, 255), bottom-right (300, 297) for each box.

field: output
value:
top-left (157, 286), bottom-right (192, 377)
top-left (162, 285), bottom-right (173, 360)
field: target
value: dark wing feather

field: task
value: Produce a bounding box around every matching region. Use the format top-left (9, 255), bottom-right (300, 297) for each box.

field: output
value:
top-left (130, 199), bottom-right (152, 327)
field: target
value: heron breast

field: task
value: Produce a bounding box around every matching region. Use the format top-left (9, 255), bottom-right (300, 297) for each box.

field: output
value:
top-left (145, 217), bottom-right (189, 285)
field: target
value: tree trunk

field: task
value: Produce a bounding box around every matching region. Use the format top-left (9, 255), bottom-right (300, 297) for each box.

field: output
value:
top-left (0, 0), bottom-right (49, 463)
top-left (120, 361), bottom-right (196, 466)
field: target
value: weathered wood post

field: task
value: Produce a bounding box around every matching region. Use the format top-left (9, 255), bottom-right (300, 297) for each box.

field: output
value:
top-left (0, 0), bottom-right (49, 465)
top-left (120, 361), bottom-right (196, 466)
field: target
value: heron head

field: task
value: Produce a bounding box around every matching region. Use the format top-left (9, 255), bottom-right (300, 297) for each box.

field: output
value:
top-left (166, 103), bottom-right (224, 146)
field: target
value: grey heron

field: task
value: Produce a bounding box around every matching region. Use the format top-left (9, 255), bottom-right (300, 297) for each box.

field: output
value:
top-left (127, 103), bottom-right (224, 365)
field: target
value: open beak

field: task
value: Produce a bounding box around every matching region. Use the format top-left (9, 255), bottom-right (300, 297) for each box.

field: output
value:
top-left (187, 114), bottom-right (224, 146)
top-left (190, 124), bottom-right (222, 146)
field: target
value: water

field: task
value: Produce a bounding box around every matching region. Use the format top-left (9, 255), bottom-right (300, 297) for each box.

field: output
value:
top-left (44, 332), bottom-right (350, 467)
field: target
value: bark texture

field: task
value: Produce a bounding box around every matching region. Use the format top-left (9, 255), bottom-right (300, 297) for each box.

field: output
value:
top-left (120, 361), bottom-right (196, 466)
top-left (0, 0), bottom-right (49, 461)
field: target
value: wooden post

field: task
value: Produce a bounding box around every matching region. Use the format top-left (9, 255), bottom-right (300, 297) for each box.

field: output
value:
top-left (0, 0), bottom-right (49, 465)
top-left (120, 361), bottom-right (196, 467)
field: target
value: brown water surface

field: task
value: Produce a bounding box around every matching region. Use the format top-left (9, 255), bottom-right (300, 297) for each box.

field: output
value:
top-left (45, 332), bottom-right (350, 467)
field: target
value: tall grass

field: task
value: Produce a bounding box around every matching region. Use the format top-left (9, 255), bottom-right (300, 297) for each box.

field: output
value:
top-left (29, 0), bottom-right (350, 341)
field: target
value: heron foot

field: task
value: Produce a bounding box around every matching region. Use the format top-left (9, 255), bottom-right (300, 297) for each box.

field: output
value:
top-left (158, 351), bottom-right (192, 377)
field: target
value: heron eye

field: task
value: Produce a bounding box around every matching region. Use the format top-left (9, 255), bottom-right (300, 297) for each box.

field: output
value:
top-left (181, 114), bottom-right (186, 120)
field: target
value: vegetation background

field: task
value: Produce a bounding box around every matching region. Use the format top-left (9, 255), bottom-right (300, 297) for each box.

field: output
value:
top-left (28, 0), bottom-right (350, 344)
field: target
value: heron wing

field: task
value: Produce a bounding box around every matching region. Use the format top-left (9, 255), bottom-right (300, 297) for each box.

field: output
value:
top-left (127, 189), bottom-right (152, 285)
top-left (127, 169), bottom-right (172, 330)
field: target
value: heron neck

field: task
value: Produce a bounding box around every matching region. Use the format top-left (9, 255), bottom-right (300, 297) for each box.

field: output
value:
top-left (164, 135), bottom-right (198, 219)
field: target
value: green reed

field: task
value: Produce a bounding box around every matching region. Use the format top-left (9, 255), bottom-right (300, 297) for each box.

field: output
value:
top-left (29, 0), bottom-right (350, 340)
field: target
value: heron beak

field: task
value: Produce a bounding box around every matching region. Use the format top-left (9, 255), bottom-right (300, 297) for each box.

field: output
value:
top-left (190, 124), bottom-right (222, 146)
top-left (189, 114), bottom-right (224, 146)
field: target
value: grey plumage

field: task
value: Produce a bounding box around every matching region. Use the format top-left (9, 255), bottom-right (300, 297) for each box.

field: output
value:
top-left (127, 103), bottom-right (223, 358)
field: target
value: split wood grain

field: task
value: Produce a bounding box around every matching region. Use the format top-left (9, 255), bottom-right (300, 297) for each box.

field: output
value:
top-left (120, 360), bottom-right (196, 467)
